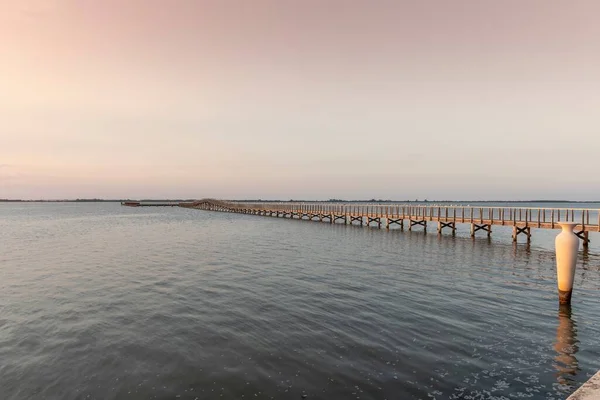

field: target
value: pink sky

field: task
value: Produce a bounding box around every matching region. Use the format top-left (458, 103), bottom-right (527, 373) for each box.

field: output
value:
top-left (1, 0), bottom-right (599, 200)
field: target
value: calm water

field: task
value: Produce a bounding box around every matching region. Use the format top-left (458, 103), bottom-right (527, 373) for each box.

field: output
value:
top-left (1, 202), bottom-right (600, 400)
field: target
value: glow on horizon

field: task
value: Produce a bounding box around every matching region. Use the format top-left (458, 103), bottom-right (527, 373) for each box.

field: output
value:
top-left (1, 0), bottom-right (599, 200)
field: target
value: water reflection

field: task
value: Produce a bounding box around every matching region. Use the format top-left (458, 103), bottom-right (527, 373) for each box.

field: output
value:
top-left (554, 305), bottom-right (580, 386)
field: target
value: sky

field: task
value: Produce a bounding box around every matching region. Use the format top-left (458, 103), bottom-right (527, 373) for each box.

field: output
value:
top-left (1, 0), bottom-right (599, 200)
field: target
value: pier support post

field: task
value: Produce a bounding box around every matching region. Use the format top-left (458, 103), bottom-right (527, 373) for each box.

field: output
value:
top-left (512, 226), bottom-right (531, 243)
top-left (438, 221), bottom-right (457, 235)
top-left (386, 218), bottom-right (403, 230)
top-left (409, 220), bottom-right (427, 232)
top-left (367, 217), bottom-right (381, 228)
top-left (555, 222), bottom-right (579, 305)
top-left (350, 215), bottom-right (363, 226)
top-left (575, 230), bottom-right (590, 249)
top-left (471, 223), bottom-right (491, 238)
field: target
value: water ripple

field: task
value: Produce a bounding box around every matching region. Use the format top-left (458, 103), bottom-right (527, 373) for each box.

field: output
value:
top-left (1, 203), bottom-right (600, 399)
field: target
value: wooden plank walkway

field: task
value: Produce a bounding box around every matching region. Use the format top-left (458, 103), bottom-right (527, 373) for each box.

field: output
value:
top-left (178, 200), bottom-right (599, 247)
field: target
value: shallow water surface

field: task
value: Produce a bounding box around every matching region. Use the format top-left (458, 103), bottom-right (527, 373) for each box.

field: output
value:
top-left (1, 203), bottom-right (600, 399)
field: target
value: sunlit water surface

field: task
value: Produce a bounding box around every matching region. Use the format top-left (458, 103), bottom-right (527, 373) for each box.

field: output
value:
top-left (1, 202), bottom-right (600, 399)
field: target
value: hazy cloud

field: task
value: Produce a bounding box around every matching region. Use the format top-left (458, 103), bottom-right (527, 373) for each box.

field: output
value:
top-left (1, 0), bottom-right (599, 199)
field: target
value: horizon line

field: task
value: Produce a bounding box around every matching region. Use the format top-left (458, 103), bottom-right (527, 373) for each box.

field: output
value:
top-left (2, 198), bottom-right (600, 203)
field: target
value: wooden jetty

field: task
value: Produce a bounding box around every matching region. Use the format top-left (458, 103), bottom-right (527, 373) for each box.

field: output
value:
top-left (175, 200), bottom-right (600, 248)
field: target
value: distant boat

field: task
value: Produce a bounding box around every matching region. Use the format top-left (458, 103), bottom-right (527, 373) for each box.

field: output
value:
top-left (121, 201), bottom-right (141, 207)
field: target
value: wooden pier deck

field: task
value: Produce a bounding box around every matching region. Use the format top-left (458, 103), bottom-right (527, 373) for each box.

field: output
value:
top-left (176, 200), bottom-right (599, 247)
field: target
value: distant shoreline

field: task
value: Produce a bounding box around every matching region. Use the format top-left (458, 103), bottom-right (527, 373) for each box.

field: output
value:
top-left (2, 199), bottom-right (600, 204)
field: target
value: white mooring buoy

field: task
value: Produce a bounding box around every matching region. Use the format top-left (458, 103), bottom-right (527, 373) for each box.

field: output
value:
top-left (555, 222), bottom-right (579, 305)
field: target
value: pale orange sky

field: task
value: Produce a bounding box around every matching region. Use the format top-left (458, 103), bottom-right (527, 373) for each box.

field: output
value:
top-left (1, 0), bottom-right (599, 200)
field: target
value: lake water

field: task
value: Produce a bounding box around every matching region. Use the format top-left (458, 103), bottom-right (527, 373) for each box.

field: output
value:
top-left (1, 202), bottom-right (600, 399)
